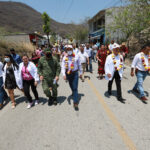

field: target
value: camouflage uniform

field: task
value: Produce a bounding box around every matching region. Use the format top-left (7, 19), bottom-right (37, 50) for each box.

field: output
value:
top-left (38, 49), bottom-right (61, 103)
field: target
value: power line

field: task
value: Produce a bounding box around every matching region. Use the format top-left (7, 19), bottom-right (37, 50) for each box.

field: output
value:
top-left (61, 0), bottom-right (74, 22)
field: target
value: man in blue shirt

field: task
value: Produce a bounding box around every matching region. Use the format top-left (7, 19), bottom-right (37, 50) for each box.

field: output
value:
top-left (10, 48), bottom-right (22, 64)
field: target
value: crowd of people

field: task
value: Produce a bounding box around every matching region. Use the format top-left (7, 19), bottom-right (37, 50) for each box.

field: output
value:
top-left (0, 41), bottom-right (149, 111)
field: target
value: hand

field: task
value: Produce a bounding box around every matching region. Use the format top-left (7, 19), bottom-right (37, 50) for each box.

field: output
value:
top-left (107, 74), bottom-right (112, 78)
top-left (79, 75), bottom-right (82, 79)
top-left (55, 76), bottom-right (59, 82)
top-left (98, 59), bottom-right (102, 62)
top-left (40, 76), bottom-right (44, 81)
top-left (87, 62), bottom-right (89, 65)
top-left (131, 72), bottom-right (134, 77)
top-left (63, 76), bottom-right (66, 80)
top-left (34, 81), bottom-right (38, 86)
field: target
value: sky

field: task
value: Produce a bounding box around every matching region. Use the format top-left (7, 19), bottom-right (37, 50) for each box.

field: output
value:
top-left (1, 0), bottom-right (122, 24)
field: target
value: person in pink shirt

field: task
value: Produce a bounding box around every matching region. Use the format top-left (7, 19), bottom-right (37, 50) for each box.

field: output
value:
top-left (19, 54), bottom-right (40, 109)
top-left (35, 47), bottom-right (43, 57)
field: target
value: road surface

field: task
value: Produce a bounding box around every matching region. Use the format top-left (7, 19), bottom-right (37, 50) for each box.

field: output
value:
top-left (0, 62), bottom-right (150, 150)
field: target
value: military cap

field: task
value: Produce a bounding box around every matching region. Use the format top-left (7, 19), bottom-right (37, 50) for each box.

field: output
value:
top-left (44, 48), bottom-right (51, 53)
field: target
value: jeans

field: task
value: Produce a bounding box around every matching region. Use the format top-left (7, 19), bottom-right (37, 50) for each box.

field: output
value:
top-left (133, 70), bottom-right (148, 98)
top-left (0, 77), bottom-right (8, 104)
top-left (23, 79), bottom-right (39, 103)
top-left (108, 71), bottom-right (122, 99)
top-left (67, 72), bottom-right (79, 103)
top-left (86, 57), bottom-right (93, 72)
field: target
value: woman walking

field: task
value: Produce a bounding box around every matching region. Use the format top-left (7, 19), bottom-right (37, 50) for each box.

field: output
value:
top-left (3, 54), bottom-right (23, 109)
top-left (19, 54), bottom-right (39, 109)
top-left (96, 45), bottom-right (107, 79)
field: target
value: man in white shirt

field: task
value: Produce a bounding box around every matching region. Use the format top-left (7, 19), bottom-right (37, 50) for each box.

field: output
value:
top-left (108, 40), bottom-right (118, 51)
top-left (131, 44), bottom-right (150, 101)
top-left (84, 43), bottom-right (93, 73)
top-left (78, 45), bottom-right (89, 82)
top-left (62, 45), bottom-right (82, 111)
top-left (105, 44), bottom-right (125, 103)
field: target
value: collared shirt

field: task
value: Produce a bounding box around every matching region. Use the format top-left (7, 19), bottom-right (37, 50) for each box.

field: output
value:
top-left (105, 54), bottom-right (124, 80)
top-left (131, 52), bottom-right (149, 71)
top-left (78, 51), bottom-right (89, 63)
top-left (61, 54), bottom-right (82, 76)
top-left (11, 54), bottom-right (22, 64)
top-left (84, 47), bottom-right (92, 57)
top-left (0, 62), bottom-right (3, 77)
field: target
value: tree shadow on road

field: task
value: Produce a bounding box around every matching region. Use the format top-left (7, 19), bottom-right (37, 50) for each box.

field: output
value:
top-left (128, 90), bottom-right (149, 104)
top-left (67, 93), bottom-right (84, 105)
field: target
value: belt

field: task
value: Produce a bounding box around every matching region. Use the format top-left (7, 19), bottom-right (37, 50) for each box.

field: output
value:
top-left (135, 68), bottom-right (148, 73)
top-left (66, 70), bottom-right (78, 75)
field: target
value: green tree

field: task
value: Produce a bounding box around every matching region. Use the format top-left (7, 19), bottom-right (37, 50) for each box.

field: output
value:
top-left (42, 12), bottom-right (51, 47)
top-left (50, 32), bottom-right (57, 44)
top-left (74, 26), bottom-right (88, 44)
top-left (107, 0), bottom-right (150, 42)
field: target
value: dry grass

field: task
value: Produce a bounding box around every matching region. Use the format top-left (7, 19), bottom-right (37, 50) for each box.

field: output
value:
top-left (0, 39), bottom-right (35, 57)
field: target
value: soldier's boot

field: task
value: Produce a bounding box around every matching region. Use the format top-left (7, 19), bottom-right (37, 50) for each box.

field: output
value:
top-left (53, 97), bottom-right (57, 106)
top-left (48, 97), bottom-right (53, 106)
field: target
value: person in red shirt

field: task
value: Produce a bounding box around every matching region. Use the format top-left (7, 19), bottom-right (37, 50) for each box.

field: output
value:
top-left (96, 45), bottom-right (107, 79)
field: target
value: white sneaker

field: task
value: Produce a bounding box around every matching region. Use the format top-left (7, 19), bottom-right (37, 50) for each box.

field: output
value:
top-left (27, 102), bottom-right (33, 109)
top-left (35, 100), bottom-right (39, 105)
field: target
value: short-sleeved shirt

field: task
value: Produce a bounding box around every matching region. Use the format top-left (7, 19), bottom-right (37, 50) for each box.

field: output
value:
top-left (78, 51), bottom-right (89, 63)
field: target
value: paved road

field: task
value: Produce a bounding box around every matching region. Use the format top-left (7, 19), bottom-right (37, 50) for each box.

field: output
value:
top-left (0, 62), bottom-right (150, 150)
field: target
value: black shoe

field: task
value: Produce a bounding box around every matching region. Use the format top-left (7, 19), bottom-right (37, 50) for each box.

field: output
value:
top-left (108, 91), bottom-right (112, 96)
top-left (74, 103), bottom-right (79, 111)
top-left (117, 97), bottom-right (126, 103)
top-left (48, 97), bottom-right (53, 106)
top-left (53, 97), bottom-right (57, 106)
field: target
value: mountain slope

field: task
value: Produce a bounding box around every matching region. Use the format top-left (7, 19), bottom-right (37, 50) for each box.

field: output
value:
top-left (0, 1), bottom-right (81, 37)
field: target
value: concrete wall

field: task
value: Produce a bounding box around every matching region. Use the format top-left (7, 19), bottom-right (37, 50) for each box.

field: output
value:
top-left (2, 34), bottom-right (30, 43)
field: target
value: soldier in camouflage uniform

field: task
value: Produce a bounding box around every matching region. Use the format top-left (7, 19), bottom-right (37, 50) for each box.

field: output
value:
top-left (38, 48), bottom-right (61, 106)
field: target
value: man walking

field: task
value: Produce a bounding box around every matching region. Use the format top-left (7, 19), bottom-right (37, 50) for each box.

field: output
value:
top-left (105, 44), bottom-right (125, 103)
top-left (62, 45), bottom-right (82, 110)
top-left (78, 45), bottom-right (89, 82)
top-left (84, 43), bottom-right (93, 73)
top-left (131, 44), bottom-right (150, 101)
top-left (38, 48), bottom-right (61, 106)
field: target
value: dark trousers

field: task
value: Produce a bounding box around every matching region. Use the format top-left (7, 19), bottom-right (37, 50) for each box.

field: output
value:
top-left (0, 77), bottom-right (8, 104)
top-left (23, 79), bottom-right (39, 103)
top-left (66, 72), bottom-right (79, 103)
top-left (108, 71), bottom-right (122, 99)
